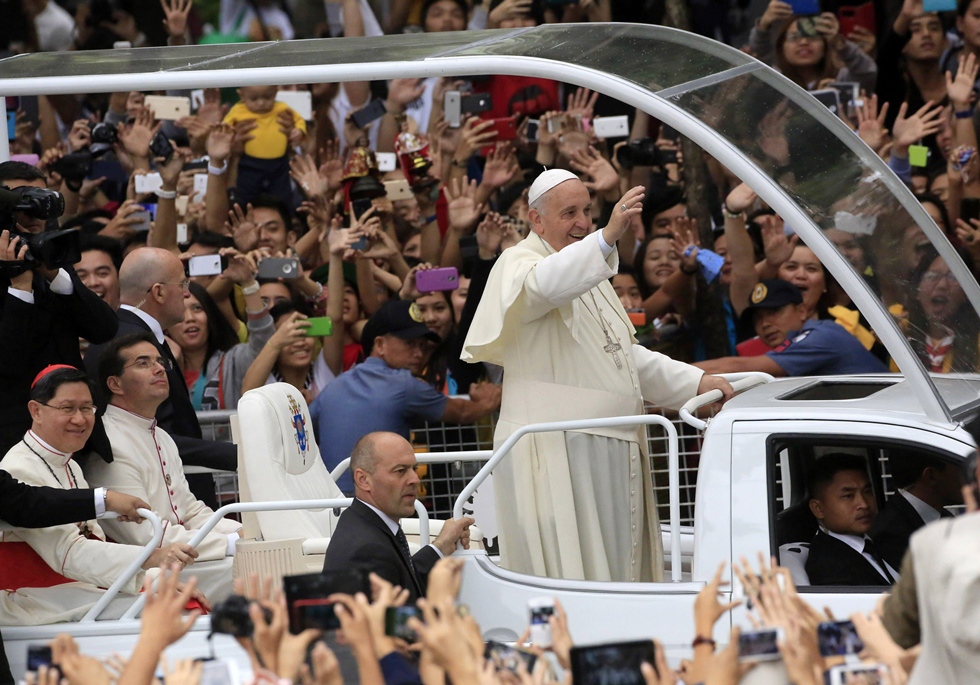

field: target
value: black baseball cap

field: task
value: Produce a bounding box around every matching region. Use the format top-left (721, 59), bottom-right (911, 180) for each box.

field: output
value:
top-left (742, 279), bottom-right (803, 315)
top-left (362, 300), bottom-right (440, 356)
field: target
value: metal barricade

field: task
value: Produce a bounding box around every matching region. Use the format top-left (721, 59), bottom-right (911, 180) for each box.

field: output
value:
top-left (195, 410), bottom-right (239, 506)
top-left (410, 407), bottom-right (709, 527)
top-left (196, 406), bottom-right (712, 528)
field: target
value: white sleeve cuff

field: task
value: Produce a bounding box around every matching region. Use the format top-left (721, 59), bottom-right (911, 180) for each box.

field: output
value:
top-left (7, 287), bottom-right (34, 304)
top-left (94, 488), bottom-right (107, 518)
top-left (596, 229), bottom-right (615, 257)
top-left (227, 532), bottom-right (239, 556)
top-left (48, 269), bottom-right (74, 295)
top-left (428, 543), bottom-right (445, 559)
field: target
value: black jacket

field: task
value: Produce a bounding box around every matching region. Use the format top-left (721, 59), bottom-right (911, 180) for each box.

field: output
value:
top-left (322, 499), bottom-right (441, 603)
top-left (0, 468), bottom-right (96, 528)
top-left (83, 308), bottom-right (236, 472)
top-left (0, 268), bottom-right (117, 457)
top-left (871, 494), bottom-right (949, 570)
top-left (805, 530), bottom-right (893, 587)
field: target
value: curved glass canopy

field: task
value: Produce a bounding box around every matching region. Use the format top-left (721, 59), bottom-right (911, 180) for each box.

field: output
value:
top-left (0, 23), bottom-right (977, 423)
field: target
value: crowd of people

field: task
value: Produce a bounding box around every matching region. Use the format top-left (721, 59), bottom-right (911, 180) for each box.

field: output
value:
top-left (3, 0), bottom-right (980, 682)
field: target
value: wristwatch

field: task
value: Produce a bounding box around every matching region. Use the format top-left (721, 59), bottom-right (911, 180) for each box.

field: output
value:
top-left (722, 204), bottom-right (746, 220)
top-left (241, 281), bottom-right (260, 296)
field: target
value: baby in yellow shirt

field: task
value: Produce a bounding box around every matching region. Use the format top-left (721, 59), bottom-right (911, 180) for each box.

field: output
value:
top-left (223, 85), bottom-right (306, 206)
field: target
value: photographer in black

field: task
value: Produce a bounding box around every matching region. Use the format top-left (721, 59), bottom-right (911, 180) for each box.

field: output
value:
top-left (0, 161), bottom-right (117, 456)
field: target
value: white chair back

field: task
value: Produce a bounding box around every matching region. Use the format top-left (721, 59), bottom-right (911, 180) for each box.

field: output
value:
top-left (236, 383), bottom-right (342, 541)
top-left (778, 542), bottom-right (811, 587)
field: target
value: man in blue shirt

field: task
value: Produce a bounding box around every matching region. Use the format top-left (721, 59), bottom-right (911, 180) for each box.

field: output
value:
top-left (694, 279), bottom-right (888, 377)
top-left (311, 300), bottom-right (501, 494)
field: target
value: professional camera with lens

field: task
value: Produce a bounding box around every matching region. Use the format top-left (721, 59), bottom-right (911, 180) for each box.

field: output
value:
top-left (0, 185), bottom-right (78, 276)
top-left (615, 138), bottom-right (677, 169)
top-left (209, 595), bottom-right (273, 638)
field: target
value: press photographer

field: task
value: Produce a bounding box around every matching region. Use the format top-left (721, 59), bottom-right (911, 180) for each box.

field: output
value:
top-left (0, 161), bottom-right (117, 456)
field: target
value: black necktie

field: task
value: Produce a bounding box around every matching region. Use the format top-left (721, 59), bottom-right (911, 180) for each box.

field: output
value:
top-left (395, 526), bottom-right (419, 586)
top-left (862, 538), bottom-right (895, 583)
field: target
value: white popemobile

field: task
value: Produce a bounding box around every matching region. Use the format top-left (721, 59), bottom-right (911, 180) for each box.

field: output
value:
top-left (0, 21), bottom-right (978, 680)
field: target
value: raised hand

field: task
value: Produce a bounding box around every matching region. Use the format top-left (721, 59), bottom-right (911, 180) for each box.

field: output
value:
top-left (603, 185), bottom-right (646, 244)
top-left (268, 311), bottom-right (311, 350)
top-left (119, 107), bottom-right (161, 160)
top-left (481, 143), bottom-right (520, 189)
top-left (454, 117), bottom-right (497, 163)
top-left (476, 211), bottom-right (506, 259)
top-left (855, 93), bottom-right (889, 153)
top-left (443, 177), bottom-right (485, 232)
top-left (227, 203), bottom-right (259, 252)
top-left (892, 101), bottom-right (944, 152)
top-left (568, 145), bottom-right (619, 194)
top-left (68, 119), bottom-right (92, 153)
top-left (318, 139), bottom-right (344, 193)
top-left (290, 154), bottom-right (328, 198)
top-left (725, 182), bottom-right (758, 214)
top-left (566, 87), bottom-right (599, 122)
top-left (387, 79), bottom-right (426, 112)
top-left (488, 0), bottom-right (533, 27)
top-left (759, 0), bottom-right (792, 30)
top-left (160, 0), bottom-right (191, 41)
top-left (139, 565), bottom-right (202, 650)
top-left (947, 52), bottom-right (979, 111)
top-left (99, 200), bottom-right (145, 241)
top-left (759, 214), bottom-right (796, 268)
top-left (207, 123), bottom-right (235, 164)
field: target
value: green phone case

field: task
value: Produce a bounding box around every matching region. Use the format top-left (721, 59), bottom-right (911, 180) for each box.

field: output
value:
top-left (305, 317), bottom-right (333, 337)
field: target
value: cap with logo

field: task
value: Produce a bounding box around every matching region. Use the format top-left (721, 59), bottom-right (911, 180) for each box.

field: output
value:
top-left (742, 279), bottom-right (803, 315)
top-left (362, 299), bottom-right (441, 356)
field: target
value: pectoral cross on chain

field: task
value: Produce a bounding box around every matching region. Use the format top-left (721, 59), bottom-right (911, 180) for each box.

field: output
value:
top-left (603, 332), bottom-right (624, 370)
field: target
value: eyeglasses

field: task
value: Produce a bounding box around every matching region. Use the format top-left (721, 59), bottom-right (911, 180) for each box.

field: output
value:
top-left (123, 355), bottom-right (172, 371)
top-left (148, 279), bottom-right (191, 293)
top-left (40, 403), bottom-right (97, 417)
top-left (922, 271), bottom-right (957, 285)
top-left (785, 32), bottom-right (821, 43)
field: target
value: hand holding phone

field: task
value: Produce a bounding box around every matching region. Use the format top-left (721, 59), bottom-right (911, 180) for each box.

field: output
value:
top-left (528, 597), bottom-right (555, 648)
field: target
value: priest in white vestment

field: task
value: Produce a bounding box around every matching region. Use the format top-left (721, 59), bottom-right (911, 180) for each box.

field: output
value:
top-left (0, 366), bottom-right (201, 625)
top-left (85, 334), bottom-right (241, 601)
top-left (462, 172), bottom-right (733, 582)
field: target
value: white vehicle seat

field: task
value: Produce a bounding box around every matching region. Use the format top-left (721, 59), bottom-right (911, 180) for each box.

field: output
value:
top-left (778, 542), bottom-right (811, 587)
top-left (235, 383), bottom-right (343, 574)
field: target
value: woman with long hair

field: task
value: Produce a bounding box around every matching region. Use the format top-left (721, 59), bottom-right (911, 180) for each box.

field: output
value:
top-left (166, 276), bottom-right (275, 411)
top-left (903, 246), bottom-right (980, 373)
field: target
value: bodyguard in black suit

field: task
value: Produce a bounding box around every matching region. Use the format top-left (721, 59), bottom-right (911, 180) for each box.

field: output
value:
top-left (322, 432), bottom-right (473, 602)
top-left (325, 499), bottom-right (441, 601)
top-left (804, 453), bottom-right (896, 587)
top-left (805, 530), bottom-right (894, 587)
top-left (83, 249), bottom-right (236, 505)
top-left (870, 454), bottom-right (962, 569)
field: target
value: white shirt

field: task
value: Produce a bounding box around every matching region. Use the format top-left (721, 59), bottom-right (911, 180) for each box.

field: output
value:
top-left (119, 305), bottom-right (165, 344)
top-left (357, 498), bottom-right (443, 559)
top-left (823, 527), bottom-right (900, 582)
top-left (6, 268), bottom-right (73, 305)
top-left (34, 1), bottom-right (75, 52)
top-left (901, 490), bottom-right (943, 525)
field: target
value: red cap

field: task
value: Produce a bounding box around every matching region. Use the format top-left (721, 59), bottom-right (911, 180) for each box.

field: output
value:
top-left (31, 364), bottom-right (78, 389)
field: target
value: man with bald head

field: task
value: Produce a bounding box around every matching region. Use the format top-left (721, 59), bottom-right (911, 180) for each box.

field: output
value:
top-left (322, 431), bottom-right (473, 602)
top-left (84, 248), bottom-right (237, 498)
top-left (463, 171), bottom-right (733, 582)
top-left (0, 161), bottom-right (117, 455)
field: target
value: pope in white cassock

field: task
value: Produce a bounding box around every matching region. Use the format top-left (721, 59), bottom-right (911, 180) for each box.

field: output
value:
top-left (462, 171), bottom-right (733, 582)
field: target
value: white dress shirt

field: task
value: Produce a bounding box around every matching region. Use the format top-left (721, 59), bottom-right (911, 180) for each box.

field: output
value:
top-left (901, 490), bottom-right (943, 525)
top-left (357, 498), bottom-right (443, 559)
top-left (6, 268), bottom-right (74, 304)
top-left (119, 305), bottom-right (165, 344)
